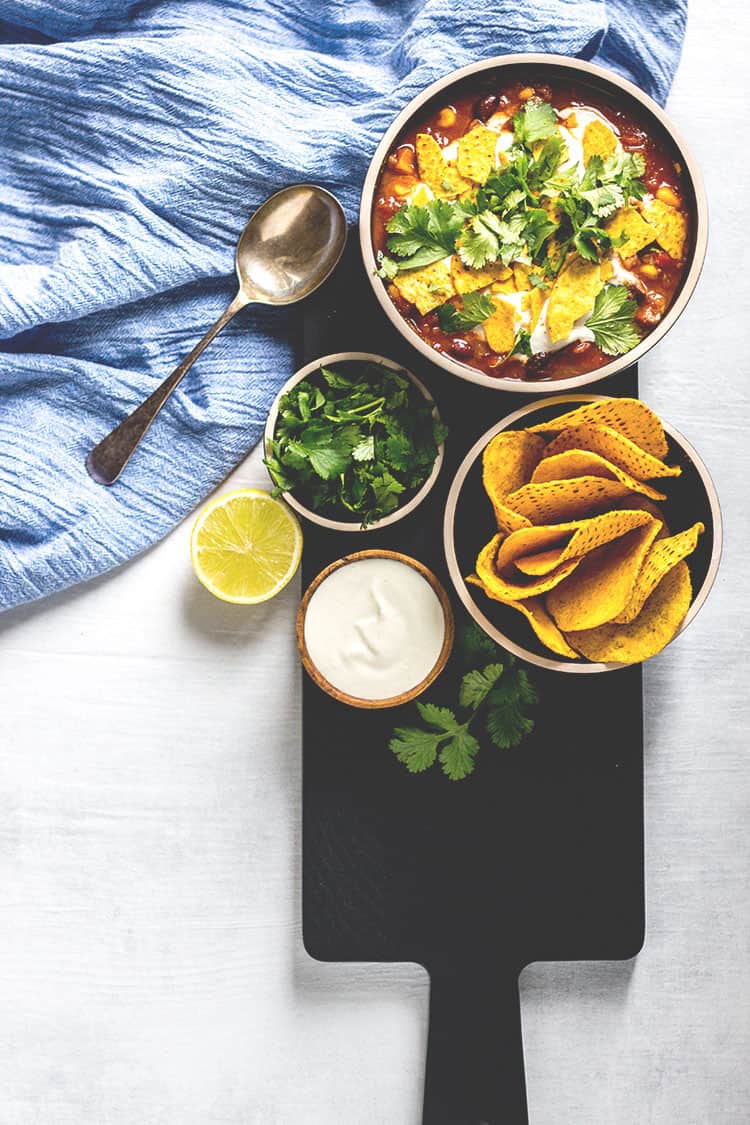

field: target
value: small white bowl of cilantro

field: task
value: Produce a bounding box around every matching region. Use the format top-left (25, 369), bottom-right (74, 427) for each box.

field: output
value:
top-left (264, 352), bottom-right (447, 531)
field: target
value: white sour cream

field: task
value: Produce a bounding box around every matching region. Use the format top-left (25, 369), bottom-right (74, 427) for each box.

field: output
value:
top-left (303, 557), bottom-right (447, 701)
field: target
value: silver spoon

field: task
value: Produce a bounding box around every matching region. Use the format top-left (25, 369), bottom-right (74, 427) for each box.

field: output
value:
top-left (86, 184), bottom-right (347, 485)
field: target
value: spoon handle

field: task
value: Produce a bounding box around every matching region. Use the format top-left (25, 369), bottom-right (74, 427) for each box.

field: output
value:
top-left (86, 290), bottom-right (250, 485)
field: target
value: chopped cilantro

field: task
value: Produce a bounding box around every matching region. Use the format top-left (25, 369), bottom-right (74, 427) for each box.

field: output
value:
top-left (459, 210), bottom-right (526, 269)
top-left (437, 291), bottom-right (496, 333)
top-left (585, 284), bottom-right (641, 355)
top-left (265, 361), bottom-right (446, 527)
top-left (527, 134), bottom-right (565, 189)
top-left (579, 184), bottom-right (624, 218)
top-left (512, 98), bottom-right (558, 146)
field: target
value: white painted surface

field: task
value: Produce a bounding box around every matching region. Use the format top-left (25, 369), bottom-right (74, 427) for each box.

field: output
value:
top-left (0, 5), bottom-right (748, 1123)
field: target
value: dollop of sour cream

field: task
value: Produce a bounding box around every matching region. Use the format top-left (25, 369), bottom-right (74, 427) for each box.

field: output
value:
top-left (303, 557), bottom-right (446, 701)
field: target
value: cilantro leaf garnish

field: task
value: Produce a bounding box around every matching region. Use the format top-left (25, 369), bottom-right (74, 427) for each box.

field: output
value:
top-left (526, 134), bottom-right (565, 189)
top-left (376, 251), bottom-right (399, 280)
top-left (513, 99), bottom-right (558, 146)
top-left (580, 184), bottom-right (624, 218)
top-left (521, 208), bottom-right (558, 259)
top-left (437, 291), bottom-right (496, 333)
top-left (381, 198), bottom-right (467, 274)
top-left (458, 210), bottom-right (502, 268)
top-left (389, 624), bottom-right (538, 781)
top-left (265, 362), bottom-right (446, 527)
top-left (510, 328), bottom-right (533, 357)
top-left (585, 284), bottom-right (640, 355)
top-left (459, 210), bottom-right (526, 269)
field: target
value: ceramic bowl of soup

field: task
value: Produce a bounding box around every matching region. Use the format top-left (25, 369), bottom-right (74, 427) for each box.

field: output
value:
top-left (360, 54), bottom-right (707, 392)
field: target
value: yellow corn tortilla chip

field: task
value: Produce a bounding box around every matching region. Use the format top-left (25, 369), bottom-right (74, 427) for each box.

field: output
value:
top-left (514, 547), bottom-right (573, 577)
top-left (642, 197), bottom-right (688, 261)
top-left (582, 119), bottom-right (618, 164)
top-left (482, 430), bottom-right (546, 533)
top-left (600, 258), bottom-right (614, 281)
top-left (547, 257), bottom-right (605, 343)
top-left (541, 422), bottom-right (680, 481)
top-left (456, 124), bottom-right (498, 183)
top-left (451, 256), bottom-right (511, 294)
top-left (495, 509), bottom-right (654, 574)
top-left (416, 133), bottom-right (471, 198)
top-left (484, 299), bottom-right (517, 354)
top-left (392, 258), bottom-right (455, 316)
top-left (490, 276), bottom-right (518, 295)
top-left (604, 206), bottom-right (656, 259)
top-left (529, 397), bottom-right (669, 459)
top-left (513, 263), bottom-right (531, 291)
top-left (506, 475), bottom-right (636, 523)
top-left (528, 286), bottom-right (546, 330)
top-left (614, 496), bottom-right (669, 529)
top-left (613, 521), bottom-right (704, 623)
top-left (531, 449), bottom-right (667, 502)
top-left (565, 560), bottom-right (692, 664)
top-left (471, 533), bottom-right (582, 602)
top-left (546, 519), bottom-right (662, 632)
top-left (463, 581), bottom-right (579, 658)
top-left (510, 598), bottom-right (581, 659)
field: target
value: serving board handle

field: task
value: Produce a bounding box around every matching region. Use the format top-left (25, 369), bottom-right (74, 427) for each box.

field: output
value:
top-left (422, 959), bottom-right (528, 1125)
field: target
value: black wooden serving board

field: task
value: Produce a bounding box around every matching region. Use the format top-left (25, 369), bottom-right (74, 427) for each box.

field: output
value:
top-left (298, 233), bottom-right (644, 1125)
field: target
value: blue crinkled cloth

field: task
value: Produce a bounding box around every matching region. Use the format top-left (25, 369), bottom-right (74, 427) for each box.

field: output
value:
top-left (0, 0), bottom-right (687, 610)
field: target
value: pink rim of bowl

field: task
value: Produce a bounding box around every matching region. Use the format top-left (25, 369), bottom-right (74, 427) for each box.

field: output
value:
top-left (263, 351), bottom-right (445, 531)
top-left (443, 394), bottom-right (723, 673)
top-left (359, 53), bottom-right (708, 394)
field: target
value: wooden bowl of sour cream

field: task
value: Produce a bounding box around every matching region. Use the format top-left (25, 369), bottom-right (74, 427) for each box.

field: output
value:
top-left (297, 550), bottom-right (454, 709)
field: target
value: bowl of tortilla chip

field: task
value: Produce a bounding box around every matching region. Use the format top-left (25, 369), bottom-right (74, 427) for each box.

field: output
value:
top-left (443, 396), bottom-right (721, 671)
top-left (360, 54), bottom-right (707, 392)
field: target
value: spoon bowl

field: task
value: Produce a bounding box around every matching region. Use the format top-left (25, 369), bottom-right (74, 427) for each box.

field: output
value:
top-left (87, 184), bottom-right (347, 485)
top-left (237, 185), bottom-right (347, 304)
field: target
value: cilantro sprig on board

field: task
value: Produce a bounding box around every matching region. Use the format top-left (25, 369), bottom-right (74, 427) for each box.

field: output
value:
top-left (389, 624), bottom-right (539, 780)
top-left (265, 362), bottom-right (447, 528)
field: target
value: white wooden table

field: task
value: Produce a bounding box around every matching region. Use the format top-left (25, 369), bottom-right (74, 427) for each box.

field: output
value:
top-left (1, 5), bottom-right (748, 1122)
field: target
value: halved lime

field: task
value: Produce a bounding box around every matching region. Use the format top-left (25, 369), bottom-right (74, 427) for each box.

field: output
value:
top-left (190, 489), bottom-right (302, 604)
